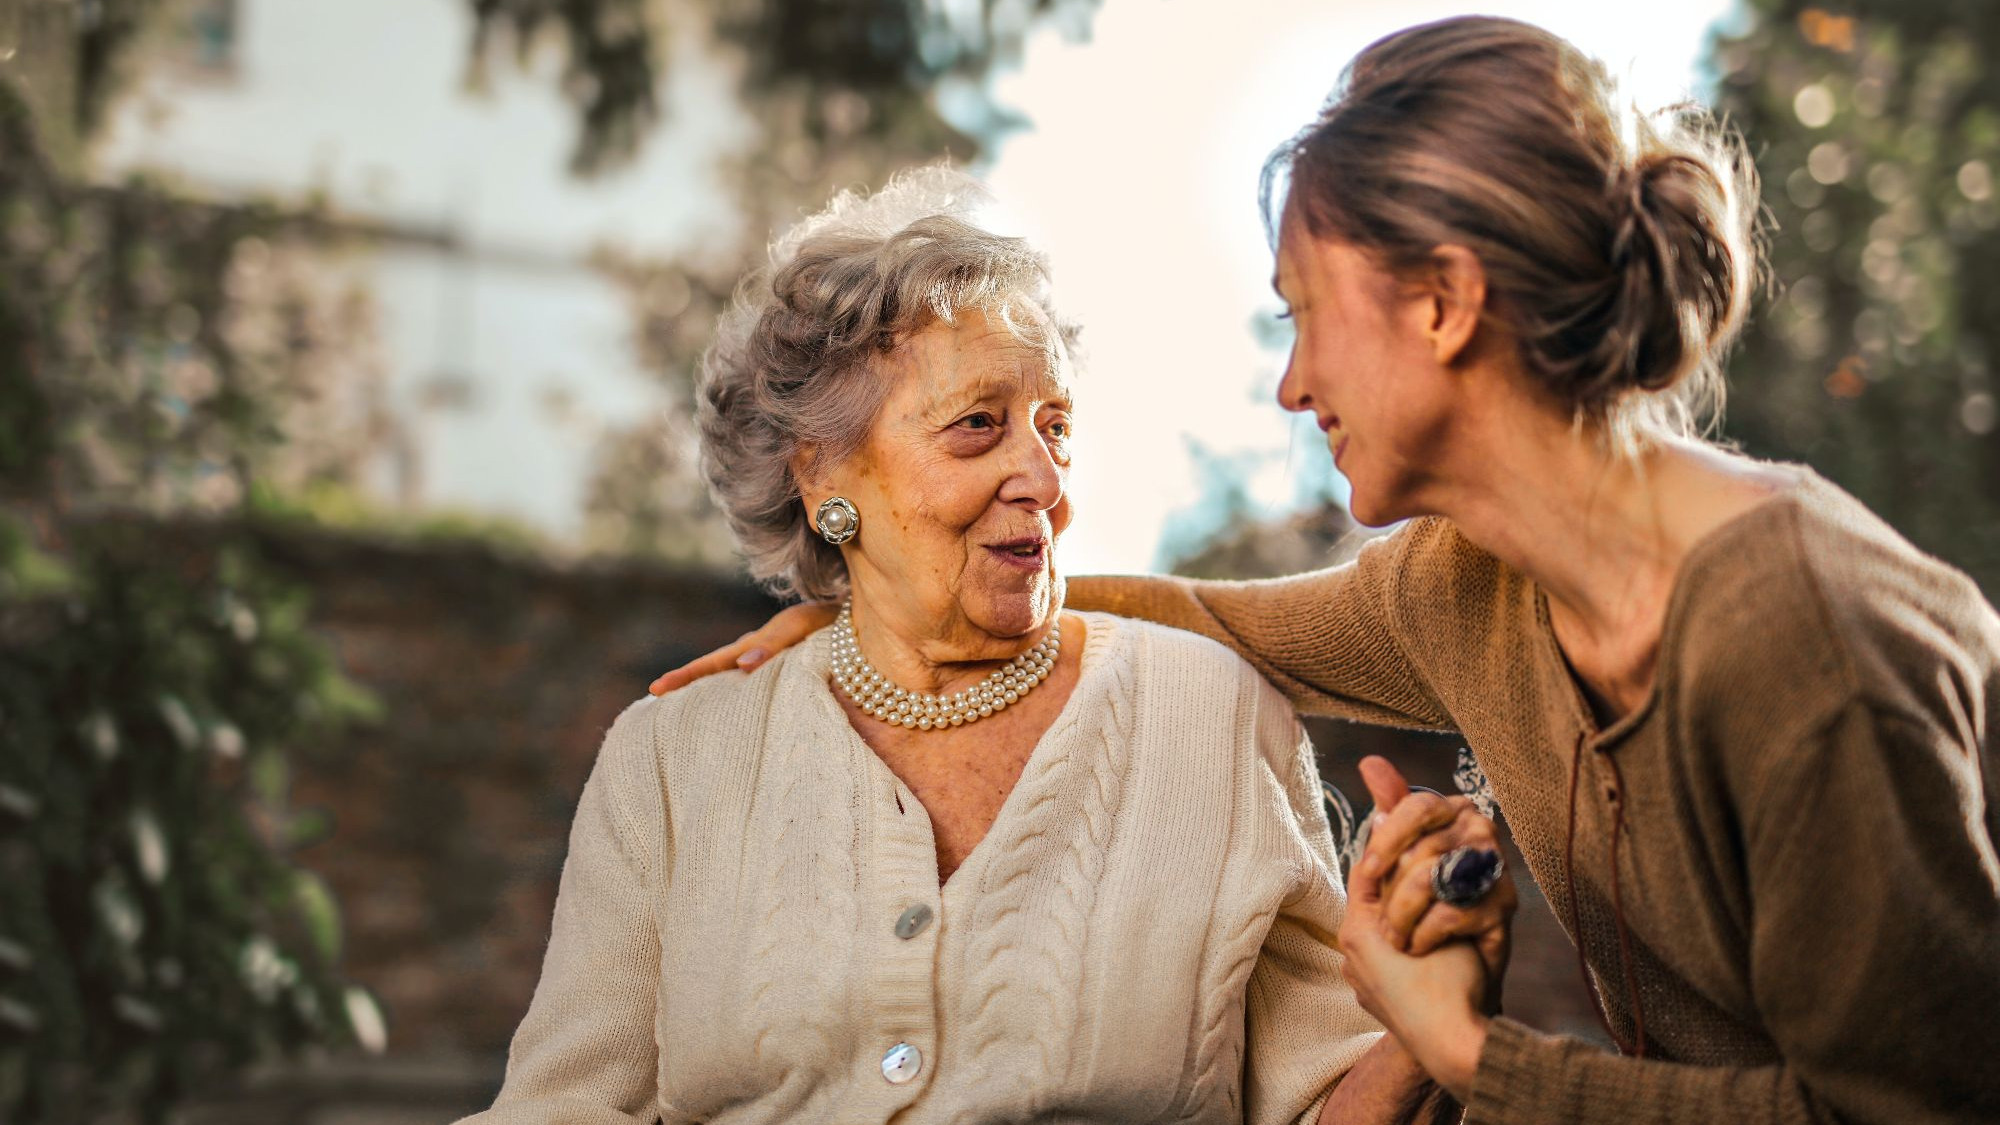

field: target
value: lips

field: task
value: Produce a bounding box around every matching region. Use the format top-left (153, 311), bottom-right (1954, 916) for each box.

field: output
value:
top-left (985, 536), bottom-right (1050, 570)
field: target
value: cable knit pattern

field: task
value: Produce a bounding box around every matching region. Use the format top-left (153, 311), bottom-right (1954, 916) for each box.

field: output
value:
top-left (461, 612), bottom-right (1381, 1125)
top-left (950, 634), bottom-right (1132, 1120)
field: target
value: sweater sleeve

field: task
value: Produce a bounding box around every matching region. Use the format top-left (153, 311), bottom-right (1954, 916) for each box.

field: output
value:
top-left (1467, 697), bottom-right (2000, 1125)
top-left (1242, 689), bottom-right (1386, 1125)
top-left (458, 699), bottom-right (667, 1125)
top-left (1066, 527), bottom-right (1453, 730)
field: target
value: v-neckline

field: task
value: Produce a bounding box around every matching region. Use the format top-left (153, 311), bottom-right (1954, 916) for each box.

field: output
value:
top-left (1530, 468), bottom-right (1814, 749)
top-left (805, 612), bottom-right (1115, 895)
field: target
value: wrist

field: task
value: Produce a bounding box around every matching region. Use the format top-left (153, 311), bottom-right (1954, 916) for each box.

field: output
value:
top-left (1420, 1010), bottom-right (1488, 1103)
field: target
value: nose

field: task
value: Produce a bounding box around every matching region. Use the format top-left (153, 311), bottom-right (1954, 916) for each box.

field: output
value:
top-left (1276, 353), bottom-right (1311, 415)
top-left (997, 425), bottom-right (1065, 512)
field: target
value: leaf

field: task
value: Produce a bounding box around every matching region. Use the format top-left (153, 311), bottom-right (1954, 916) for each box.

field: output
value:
top-left (291, 872), bottom-right (341, 964)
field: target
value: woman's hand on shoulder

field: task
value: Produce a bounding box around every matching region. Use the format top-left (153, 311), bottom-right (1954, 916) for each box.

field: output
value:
top-left (648, 602), bottom-right (839, 695)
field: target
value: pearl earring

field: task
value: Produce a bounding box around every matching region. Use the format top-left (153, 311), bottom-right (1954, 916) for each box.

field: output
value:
top-left (816, 496), bottom-right (860, 545)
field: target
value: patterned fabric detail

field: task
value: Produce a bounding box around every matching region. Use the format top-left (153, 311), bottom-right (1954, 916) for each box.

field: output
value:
top-left (1321, 779), bottom-right (1362, 875)
top-left (1453, 745), bottom-right (1498, 821)
top-left (952, 650), bottom-right (1136, 1120)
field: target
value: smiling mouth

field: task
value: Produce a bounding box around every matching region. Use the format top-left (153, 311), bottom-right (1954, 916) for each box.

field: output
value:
top-left (987, 538), bottom-right (1050, 568)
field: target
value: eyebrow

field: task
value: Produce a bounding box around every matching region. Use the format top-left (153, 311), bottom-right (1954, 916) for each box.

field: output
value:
top-left (918, 364), bottom-right (1063, 413)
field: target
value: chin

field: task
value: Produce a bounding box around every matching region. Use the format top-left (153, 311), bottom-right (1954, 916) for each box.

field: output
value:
top-left (967, 574), bottom-right (1064, 639)
top-left (1346, 495), bottom-right (1390, 529)
top-left (1344, 486), bottom-right (1412, 530)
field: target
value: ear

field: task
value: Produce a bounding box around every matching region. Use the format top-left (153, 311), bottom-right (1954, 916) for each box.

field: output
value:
top-left (791, 445), bottom-right (829, 508)
top-left (1425, 245), bottom-right (1487, 367)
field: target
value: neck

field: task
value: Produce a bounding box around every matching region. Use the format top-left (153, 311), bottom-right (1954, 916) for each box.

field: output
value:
top-left (1420, 404), bottom-right (1787, 666)
top-left (1451, 428), bottom-right (1678, 636)
top-left (844, 596), bottom-right (1060, 696)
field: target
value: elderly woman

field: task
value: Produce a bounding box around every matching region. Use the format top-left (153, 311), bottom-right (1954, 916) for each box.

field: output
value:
top-left (462, 169), bottom-right (1479, 1125)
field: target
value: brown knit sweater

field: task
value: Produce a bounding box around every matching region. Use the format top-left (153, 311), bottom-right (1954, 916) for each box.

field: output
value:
top-left (1071, 468), bottom-right (2000, 1125)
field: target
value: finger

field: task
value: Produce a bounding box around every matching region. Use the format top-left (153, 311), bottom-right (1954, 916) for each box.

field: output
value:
top-left (1405, 900), bottom-right (1503, 957)
top-left (1341, 890), bottom-right (1382, 945)
top-left (1396, 854), bottom-right (1517, 955)
top-left (1442, 802), bottom-right (1503, 850)
top-left (1357, 791), bottom-right (1469, 881)
top-left (1357, 756), bottom-right (1411, 813)
top-left (1346, 825), bottom-right (1387, 904)
top-left (1370, 801), bottom-right (1497, 890)
top-left (1477, 924), bottom-right (1513, 989)
top-left (1379, 837), bottom-right (1462, 946)
top-left (1337, 913), bottom-right (1394, 1020)
top-left (1406, 903), bottom-right (1470, 957)
top-left (1339, 906), bottom-right (1388, 963)
top-left (1406, 875), bottom-right (1516, 956)
top-left (649, 636), bottom-right (758, 695)
top-left (1381, 806), bottom-right (1505, 897)
top-left (1373, 806), bottom-right (1501, 937)
top-left (648, 603), bottom-right (839, 695)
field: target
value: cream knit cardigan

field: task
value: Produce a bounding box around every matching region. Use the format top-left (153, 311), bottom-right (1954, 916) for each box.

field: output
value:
top-left (462, 612), bottom-right (1381, 1125)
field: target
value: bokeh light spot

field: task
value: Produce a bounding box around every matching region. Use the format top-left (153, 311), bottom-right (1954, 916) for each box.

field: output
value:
top-left (1793, 83), bottom-right (1836, 128)
top-left (1958, 160), bottom-right (1993, 203)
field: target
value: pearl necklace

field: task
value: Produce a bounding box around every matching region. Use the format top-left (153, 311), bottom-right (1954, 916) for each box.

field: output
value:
top-left (829, 602), bottom-right (1061, 730)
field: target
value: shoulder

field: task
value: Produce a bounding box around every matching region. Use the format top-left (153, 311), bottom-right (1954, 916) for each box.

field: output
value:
top-left (596, 643), bottom-right (814, 794)
top-left (1672, 472), bottom-right (2000, 741)
top-left (580, 695), bottom-right (673, 857)
top-left (1785, 477), bottom-right (2000, 723)
top-left (1079, 610), bottom-right (1308, 764)
top-left (1375, 518), bottom-right (1525, 644)
top-left (1084, 610), bottom-right (1288, 704)
top-left (645, 641), bottom-right (808, 740)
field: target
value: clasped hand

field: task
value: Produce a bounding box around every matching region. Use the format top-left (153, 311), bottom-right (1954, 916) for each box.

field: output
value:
top-left (1339, 756), bottom-right (1518, 1104)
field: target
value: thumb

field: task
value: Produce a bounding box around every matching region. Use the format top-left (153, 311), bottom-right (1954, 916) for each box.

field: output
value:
top-left (1358, 755), bottom-right (1411, 814)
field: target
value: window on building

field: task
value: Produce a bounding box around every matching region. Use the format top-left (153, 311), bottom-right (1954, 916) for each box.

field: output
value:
top-left (176, 0), bottom-right (237, 75)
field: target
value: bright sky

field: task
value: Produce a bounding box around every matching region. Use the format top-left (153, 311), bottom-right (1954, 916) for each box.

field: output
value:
top-left (986, 0), bottom-right (1738, 573)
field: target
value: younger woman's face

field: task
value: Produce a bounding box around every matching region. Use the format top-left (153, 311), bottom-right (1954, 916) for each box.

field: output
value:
top-left (1272, 209), bottom-right (1463, 527)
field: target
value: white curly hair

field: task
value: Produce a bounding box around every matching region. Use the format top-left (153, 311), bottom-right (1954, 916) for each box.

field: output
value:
top-left (696, 165), bottom-right (1079, 601)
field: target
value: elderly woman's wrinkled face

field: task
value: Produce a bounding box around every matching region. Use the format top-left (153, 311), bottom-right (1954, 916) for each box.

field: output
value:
top-left (814, 304), bottom-right (1074, 652)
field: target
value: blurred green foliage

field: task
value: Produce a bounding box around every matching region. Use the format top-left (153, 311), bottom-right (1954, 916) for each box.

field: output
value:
top-left (0, 518), bottom-right (377, 1122)
top-left (0, 27), bottom-right (377, 1119)
top-left (1713, 1), bottom-right (2000, 593)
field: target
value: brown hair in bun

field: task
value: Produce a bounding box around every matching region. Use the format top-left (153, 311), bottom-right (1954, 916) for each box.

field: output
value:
top-left (1266, 16), bottom-right (1760, 450)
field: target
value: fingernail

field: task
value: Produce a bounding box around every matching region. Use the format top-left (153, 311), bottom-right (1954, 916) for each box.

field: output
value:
top-left (736, 647), bottom-right (767, 668)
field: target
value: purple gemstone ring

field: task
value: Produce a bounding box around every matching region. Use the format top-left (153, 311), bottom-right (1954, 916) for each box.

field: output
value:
top-left (1431, 846), bottom-right (1504, 908)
